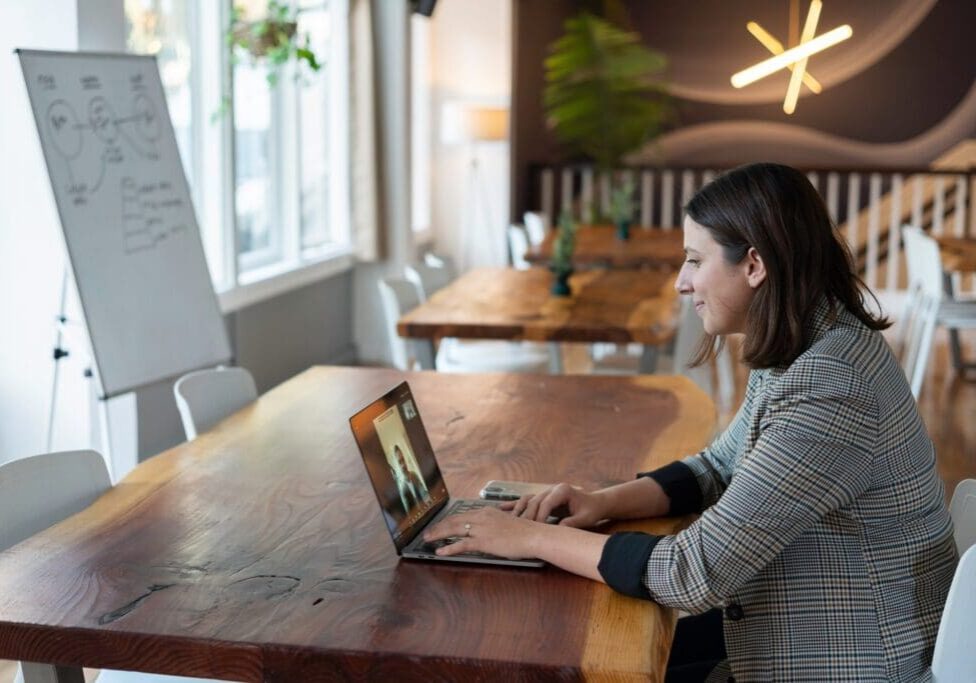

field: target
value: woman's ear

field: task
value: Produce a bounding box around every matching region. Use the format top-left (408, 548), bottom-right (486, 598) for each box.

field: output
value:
top-left (745, 247), bottom-right (767, 289)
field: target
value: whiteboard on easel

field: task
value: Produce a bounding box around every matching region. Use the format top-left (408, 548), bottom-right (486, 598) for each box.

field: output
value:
top-left (17, 49), bottom-right (231, 399)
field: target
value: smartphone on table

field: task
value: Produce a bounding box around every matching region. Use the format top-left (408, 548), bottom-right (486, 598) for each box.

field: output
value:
top-left (479, 480), bottom-right (554, 501)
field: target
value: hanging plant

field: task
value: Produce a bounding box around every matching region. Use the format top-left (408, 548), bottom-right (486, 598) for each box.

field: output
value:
top-left (213, 2), bottom-right (322, 120)
top-left (228, 1), bottom-right (321, 86)
top-left (544, 12), bottom-right (671, 169)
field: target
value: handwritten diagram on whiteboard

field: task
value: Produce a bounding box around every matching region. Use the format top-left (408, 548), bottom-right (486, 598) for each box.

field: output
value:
top-left (18, 50), bottom-right (230, 398)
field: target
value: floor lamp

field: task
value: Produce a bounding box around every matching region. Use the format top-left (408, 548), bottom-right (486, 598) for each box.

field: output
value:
top-left (449, 104), bottom-right (508, 270)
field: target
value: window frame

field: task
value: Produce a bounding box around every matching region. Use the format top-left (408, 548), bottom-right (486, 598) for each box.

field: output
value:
top-left (125, 0), bottom-right (354, 314)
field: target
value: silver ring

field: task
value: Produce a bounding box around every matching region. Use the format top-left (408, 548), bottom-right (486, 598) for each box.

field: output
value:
top-left (464, 523), bottom-right (471, 537)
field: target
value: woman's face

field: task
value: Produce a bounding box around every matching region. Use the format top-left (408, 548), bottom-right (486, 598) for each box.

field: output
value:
top-left (675, 216), bottom-right (766, 336)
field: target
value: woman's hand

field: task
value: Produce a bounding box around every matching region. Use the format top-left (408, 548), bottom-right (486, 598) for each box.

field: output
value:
top-left (423, 507), bottom-right (544, 559)
top-left (505, 483), bottom-right (607, 528)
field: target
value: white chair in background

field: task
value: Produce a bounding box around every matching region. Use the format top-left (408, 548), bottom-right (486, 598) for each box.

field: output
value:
top-left (523, 211), bottom-right (549, 246)
top-left (422, 251), bottom-right (457, 278)
top-left (174, 366), bottom-right (258, 440)
top-left (0, 450), bottom-right (226, 683)
top-left (378, 277), bottom-right (551, 374)
top-left (899, 226), bottom-right (976, 398)
top-left (930, 544), bottom-right (976, 682)
top-left (590, 297), bottom-right (736, 407)
top-left (507, 224), bottom-right (531, 269)
top-left (950, 478), bottom-right (976, 555)
top-left (404, 263), bottom-right (453, 301)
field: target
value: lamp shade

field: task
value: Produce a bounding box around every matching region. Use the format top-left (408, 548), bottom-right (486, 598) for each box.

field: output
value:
top-left (441, 103), bottom-right (509, 144)
top-left (464, 106), bottom-right (508, 142)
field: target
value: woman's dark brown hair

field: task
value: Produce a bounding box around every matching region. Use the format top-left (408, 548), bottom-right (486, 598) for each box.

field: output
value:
top-left (686, 162), bottom-right (889, 369)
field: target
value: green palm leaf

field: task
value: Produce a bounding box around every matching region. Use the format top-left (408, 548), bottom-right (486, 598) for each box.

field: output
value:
top-left (544, 12), bottom-right (671, 169)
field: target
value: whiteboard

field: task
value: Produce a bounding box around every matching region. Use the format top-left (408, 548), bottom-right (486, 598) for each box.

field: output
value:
top-left (18, 49), bottom-right (231, 398)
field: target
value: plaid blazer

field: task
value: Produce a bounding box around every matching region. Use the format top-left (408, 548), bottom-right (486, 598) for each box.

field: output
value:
top-left (601, 300), bottom-right (958, 681)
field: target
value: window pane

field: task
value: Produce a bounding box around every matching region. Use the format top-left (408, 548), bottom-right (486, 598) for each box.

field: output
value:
top-left (297, 5), bottom-right (331, 249)
top-left (233, 62), bottom-right (278, 264)
top-left (124, 0), bottom-right (194, 186)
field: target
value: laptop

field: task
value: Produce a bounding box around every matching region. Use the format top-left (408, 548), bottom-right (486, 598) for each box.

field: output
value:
top-left (349, 381), bottom-right (545, 568)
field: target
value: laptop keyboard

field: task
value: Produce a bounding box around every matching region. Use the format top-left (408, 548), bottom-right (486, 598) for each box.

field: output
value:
top-left (415, 499), bottom-right (495, 557)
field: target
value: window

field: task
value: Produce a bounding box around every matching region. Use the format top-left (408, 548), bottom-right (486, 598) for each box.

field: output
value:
top-left (125, 0), bottom-right (351, 308)
top-left (125, 0), bottom-right (194, 185)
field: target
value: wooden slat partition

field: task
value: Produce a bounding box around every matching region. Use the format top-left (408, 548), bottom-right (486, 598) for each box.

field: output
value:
top-left (529, 159), bottom-right (975, 296)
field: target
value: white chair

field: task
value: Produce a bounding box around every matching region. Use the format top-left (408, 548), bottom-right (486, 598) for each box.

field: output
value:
top-left (507, 224), bottom-right (531, 269)
top-left (899, 226), bottom-right (976, 398)
top-left (173, 367), bottom-right (258, 440)
top-left (404, 263), bottom-right (453, 302)
top-left (950, 478), bottom-right (976, 555)
top-left (422, 251), bottom-right (457, 278)
top-left (378, 277), bottom-right (551, 374)
top-left (590, 297), bottom-right (736, 407)
top-left (523, 211), bottom-right (549, 246)
top-left (0, 450), bottom-right (226, 683)
top-left (930, 544), bottom-right (976, 682)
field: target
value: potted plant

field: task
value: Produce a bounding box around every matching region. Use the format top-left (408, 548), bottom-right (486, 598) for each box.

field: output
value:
top-left (227, 1), bottom-right (321, 87)
top-left (550, 211), bottom-right (578, 297)
top-left (609, 177), bottom-right (635, 240)
top-left (544, 10), bottom-right (671, 219)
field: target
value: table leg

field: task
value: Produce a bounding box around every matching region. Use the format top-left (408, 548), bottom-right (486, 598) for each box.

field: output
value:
top-left (639, 345), bottom-right (659, 373)
top-left (20, 662), bottom-right (84, 683)
top-left (409, 339), bottom-right (436, 370)
top-left (548, 342), bottom-right (564, 374)
top-left (943, 272), bottom-right (965, 371)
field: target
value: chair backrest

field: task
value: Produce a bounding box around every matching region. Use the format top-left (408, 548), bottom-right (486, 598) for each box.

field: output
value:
top-left (378, 277), bottom-right (424, 370)
top-left (404, 262), bottom-right (454, 302)
top-left (523, 211), bottom-right (549, 246)
top-left (899, 227), bottom-right (945, 398)
top-left (950, 479), bottom-right (976, 555)
top-left (672, 297), bottom-right (735, 407)
top-left (507, 224), bottom-right (531, 269)
top-left (931, 544), bottom-right (976, 681)
top-left (174, 366), bottom-right (258, 440)
top-left (423, 251), bottom-right (458, 279)
top-left (0, 450), bottom-right (112, 552)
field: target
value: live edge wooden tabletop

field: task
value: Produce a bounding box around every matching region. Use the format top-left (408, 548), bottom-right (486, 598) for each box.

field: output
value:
top-left (398, 266), bottom-right (679, 346)
top-left (0, 366), bottom-right (715, 683)
top-left (526, 225), bottom-right (685, 270)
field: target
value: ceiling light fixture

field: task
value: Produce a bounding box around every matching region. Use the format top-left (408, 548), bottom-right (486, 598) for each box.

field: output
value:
top-left (731, 0), bottom-right (852, 114)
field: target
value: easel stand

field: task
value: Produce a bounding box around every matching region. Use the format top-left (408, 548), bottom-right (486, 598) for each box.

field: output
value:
top-left (46, 266), bottom-right (115, 481)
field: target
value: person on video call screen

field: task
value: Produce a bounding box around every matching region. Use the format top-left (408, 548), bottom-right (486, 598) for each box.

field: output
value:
top-left (390, 443), bottom-right (429, 514)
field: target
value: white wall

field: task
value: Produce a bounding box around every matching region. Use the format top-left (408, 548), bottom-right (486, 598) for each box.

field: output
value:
top-left (429, 0), bottom-right (511, 270)
top-left (0, 1), bottom-right (136, 472)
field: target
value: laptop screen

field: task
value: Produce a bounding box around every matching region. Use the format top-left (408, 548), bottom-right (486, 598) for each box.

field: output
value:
top-left (349, 382), bottom-right (449, 550)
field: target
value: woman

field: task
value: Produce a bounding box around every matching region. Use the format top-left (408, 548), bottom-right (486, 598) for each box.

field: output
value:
top-left (424, 163), bottom-right (957, 681)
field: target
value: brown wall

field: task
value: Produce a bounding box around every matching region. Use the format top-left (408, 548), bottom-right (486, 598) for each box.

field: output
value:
top-left (511, 0), bottom-right (976, 218)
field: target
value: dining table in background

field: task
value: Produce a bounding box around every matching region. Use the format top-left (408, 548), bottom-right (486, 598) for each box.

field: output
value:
top-left (397, 266), bottom-right (680, 373)
top-left (525, 224), bottom-right (686, 270)
top-left (0, 366), bottom-right (716, 682)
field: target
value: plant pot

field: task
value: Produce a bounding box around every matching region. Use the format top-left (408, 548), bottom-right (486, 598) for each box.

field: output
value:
top-left (615, 220), bottom-right (631, 241)
top-left (550, 268), bottom-right (573, 297)
top-left (234, 20), bottom-right (297, 58)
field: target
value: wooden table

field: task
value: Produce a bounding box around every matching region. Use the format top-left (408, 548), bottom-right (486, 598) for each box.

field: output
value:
top-left (398, 267), bottom-right (679, 373)
top-left (935, 235), bottom-right (976, 273)
top-left (0, 366), bottom-right (715, 682)
top-left (526, 224), bottom-right (685, 270)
